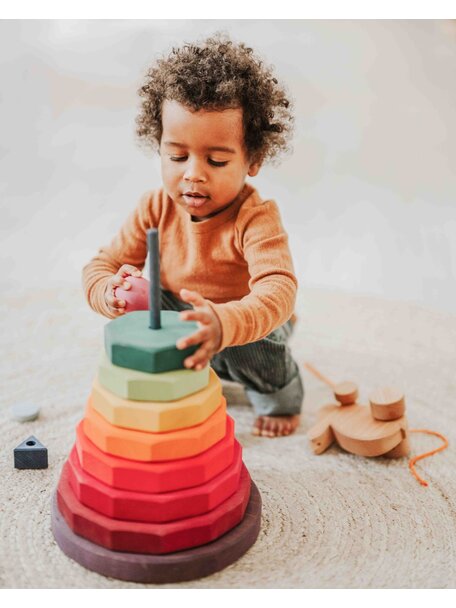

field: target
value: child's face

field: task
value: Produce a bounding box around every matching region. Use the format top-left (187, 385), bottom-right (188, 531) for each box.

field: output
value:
top-left (160, 100), bottom-right (260, 220)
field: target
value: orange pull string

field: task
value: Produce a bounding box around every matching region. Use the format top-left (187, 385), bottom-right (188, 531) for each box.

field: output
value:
top-left (303, 362), bottom-right (336, 389)
top-left (407, 429), bottom-right (449, 487)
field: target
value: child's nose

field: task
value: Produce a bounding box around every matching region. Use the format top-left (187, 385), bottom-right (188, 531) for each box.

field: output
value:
top-left (183, 159), bottom-right (207, 182)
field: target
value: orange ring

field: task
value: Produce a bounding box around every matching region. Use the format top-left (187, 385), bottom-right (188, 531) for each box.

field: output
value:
top-left (83, 397), bottom-right (227, 462)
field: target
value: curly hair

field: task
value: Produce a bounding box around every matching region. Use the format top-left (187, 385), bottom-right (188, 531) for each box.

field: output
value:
top-left (136, 32), bottom-right (294, 165)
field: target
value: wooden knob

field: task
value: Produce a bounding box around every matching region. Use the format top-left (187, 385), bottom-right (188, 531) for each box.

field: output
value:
top-left (369, 387), bottom-right (405, 421)
top-left (333, 381), bottom-right (358, 405)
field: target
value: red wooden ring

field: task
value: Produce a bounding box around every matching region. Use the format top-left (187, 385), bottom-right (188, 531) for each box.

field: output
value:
top-left (57, 460), bottom-right (251, 554)
top-left (67, 440), bottom-right (243, 523)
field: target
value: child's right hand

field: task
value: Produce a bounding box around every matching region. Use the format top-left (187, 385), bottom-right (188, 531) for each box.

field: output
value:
top-left (105, 264), bottom-right (142, 316)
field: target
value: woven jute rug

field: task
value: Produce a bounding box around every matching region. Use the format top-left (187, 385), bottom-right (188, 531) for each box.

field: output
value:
top-left (1, 286), bottom-right (455, 588)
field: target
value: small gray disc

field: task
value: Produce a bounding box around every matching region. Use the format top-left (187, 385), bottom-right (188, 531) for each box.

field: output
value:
top-left (10, 402), bottom-right (40, 422)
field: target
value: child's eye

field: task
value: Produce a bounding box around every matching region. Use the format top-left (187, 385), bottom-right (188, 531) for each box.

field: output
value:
top-left (169, 156), bottom-right (228, 167)
top-left (208, 159), bottom-right (228, 167)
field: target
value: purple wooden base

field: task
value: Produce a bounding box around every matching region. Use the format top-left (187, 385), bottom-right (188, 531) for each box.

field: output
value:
top-left (51, 482), bottom-right (261, 584)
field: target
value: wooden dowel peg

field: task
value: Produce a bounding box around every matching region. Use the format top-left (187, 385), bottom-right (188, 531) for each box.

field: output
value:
top-left (147, 228), bottom-right (161, 330)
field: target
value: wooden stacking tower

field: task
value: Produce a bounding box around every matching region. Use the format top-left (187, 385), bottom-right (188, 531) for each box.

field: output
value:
top-left (51, 230), bottom-right (261, 583)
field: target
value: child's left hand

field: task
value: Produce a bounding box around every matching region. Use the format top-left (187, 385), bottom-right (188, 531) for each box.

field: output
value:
top-left (176, 288), bottom-right (222, 370)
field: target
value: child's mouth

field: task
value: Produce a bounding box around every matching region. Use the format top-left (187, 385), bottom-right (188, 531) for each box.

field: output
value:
top-left (182, 193), bottom-right (209, 208)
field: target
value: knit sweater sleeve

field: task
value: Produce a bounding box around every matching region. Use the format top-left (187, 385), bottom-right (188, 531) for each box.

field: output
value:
top-left (82, 190), bottom-right (156, 318)
top-left (207, 200), bottom-right (298, 350)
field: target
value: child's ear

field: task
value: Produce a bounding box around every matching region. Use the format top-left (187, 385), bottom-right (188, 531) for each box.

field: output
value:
top-left (247, 160), bottom-right (262, 177)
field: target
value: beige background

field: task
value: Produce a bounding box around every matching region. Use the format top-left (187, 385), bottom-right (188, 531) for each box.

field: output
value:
top-left (1, 20), bottom-right (455, 311)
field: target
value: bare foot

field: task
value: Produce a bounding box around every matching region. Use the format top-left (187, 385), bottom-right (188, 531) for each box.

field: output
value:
top-left (252, 414), bottom-right (300, 438)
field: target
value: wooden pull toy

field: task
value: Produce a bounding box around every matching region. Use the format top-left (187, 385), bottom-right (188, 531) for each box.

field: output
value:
top-left (307, 382), bottom-right (409, 459)
top-left (304, 363), bottom-right (448, 486)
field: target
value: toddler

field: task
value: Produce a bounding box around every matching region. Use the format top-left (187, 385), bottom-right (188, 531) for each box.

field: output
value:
top-left (83, 33), bottom-right (304, 438)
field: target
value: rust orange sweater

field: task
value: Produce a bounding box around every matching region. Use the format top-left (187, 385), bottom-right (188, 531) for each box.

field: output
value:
top-left (82, 182), bottom-right (297, 351)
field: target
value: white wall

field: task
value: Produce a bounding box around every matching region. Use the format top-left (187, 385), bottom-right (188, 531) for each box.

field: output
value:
top-left (1, 20), bottom-right (455, 312)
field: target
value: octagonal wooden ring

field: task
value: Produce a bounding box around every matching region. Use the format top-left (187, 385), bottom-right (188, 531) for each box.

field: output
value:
top-left (75, 416), bottom-right (236, 493)
top-left (98, 352), bottom-right (210, 402)
top-left (56, 461), bottom-right (251, 554)
top-left (67, 440), bottom-right (243, 523)
top-left (83, 398), bottom-right (227, 462)
top-left (51, 482), bottom-right (261, 583)
top-left (91, 367), bottom-right (221, 433)
top-left (105, 310), bottom-right (199, 374)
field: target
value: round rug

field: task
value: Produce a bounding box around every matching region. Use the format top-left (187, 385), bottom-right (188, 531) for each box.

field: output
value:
top-left (1, 286), bottom-right (456, 588)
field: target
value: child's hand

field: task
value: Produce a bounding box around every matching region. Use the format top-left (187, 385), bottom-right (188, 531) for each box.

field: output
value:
top-left (105, 264), bottom-right (142, 316)
top-left (176, 289), bottom-right (222, 370)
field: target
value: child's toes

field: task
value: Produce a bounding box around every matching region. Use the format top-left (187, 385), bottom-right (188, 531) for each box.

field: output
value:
top-left (273, 419), bottom-right (284, 437)
top-left (252, 416), bottom-right (265, 436)
top-left (281, 421), bottom-right (292, 436)
top-left (253, 415), bottom-right (298, 438)
top-left (275, 422), bottom-right (286, 437)
top-left (261, 417), bottom-right (277, 438)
